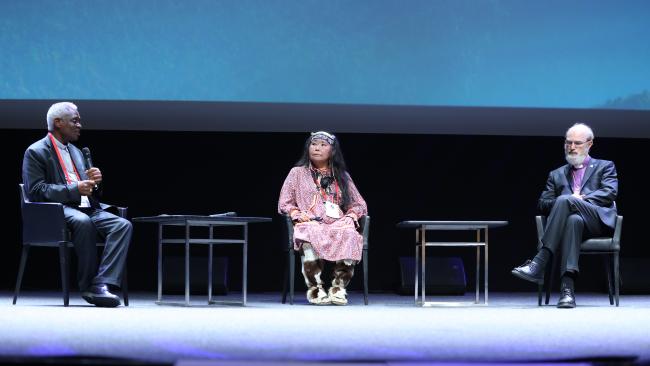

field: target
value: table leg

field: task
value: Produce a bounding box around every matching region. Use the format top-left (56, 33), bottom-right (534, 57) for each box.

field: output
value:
top-left (415, 242), bottom-right (419, 304)
top-left (476, 229), bottom-right (480, 304)
top-left (157, 223), bottom-right (163, 302)
top-left (243, 223), bottom-right (248, 306)
top-left (415, 229), bottom-right (419, 304)
top-left (208, 225), bottom-right (213, 303)
top-left (485, 227), bottom-right (489, 305)
top-left (420, 225), bottom-right (426, 305)
top-left (185, 221), bottom-right (190, 306)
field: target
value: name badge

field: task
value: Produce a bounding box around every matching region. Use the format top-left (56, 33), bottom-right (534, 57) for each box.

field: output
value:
top-left (325, 201), bottom-right (341, 219)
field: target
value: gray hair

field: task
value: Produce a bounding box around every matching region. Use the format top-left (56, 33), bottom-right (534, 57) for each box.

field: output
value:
top-left (46, 102), bottom-right (78, 131)
top-left (566, 122), bottom-right (594, 141)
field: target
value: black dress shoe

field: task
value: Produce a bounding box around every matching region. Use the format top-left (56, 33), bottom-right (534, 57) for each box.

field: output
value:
top-left (557, 287), bottom-right (576, 308)
top-left (82, 284), bottom-right (121, 308)
top-left (511, 260), bottom-right (545, 284)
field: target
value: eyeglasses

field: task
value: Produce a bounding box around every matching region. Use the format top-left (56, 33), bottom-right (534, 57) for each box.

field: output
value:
top-left (564, 139), bottom-right (590, 147)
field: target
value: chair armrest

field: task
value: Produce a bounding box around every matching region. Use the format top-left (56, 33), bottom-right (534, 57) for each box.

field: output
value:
top-left (282, 215), bottom-right (295, 251)
top-left (116, 206), bottom-right (128, 219)
top-left (535, 216), bottom-right (546, 250)
top-left (102, 203), bottom-right (128, 218)
top-left (612, 215), bottom-right (623, 248)
top-left (22, 202), bottom-right (67, 244)
top-left (358, 215), bottom-right (370, 249)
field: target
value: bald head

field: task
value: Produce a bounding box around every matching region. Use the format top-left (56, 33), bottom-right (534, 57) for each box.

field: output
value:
top-left (566, 123), bottom-right (594, 142)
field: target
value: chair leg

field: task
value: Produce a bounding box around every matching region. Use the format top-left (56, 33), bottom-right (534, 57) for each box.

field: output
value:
top-left (614, 252), bottom-right (620, 307)
top-left (545, 259), bottom-right (556, 305)
top-left (604, 255), bottom-right (614, 305)
top-left (13, 245), bottom-right (30, 305)
top-left (59, 243), bottom-right (70, 307)
top-left (122, 265), bottom-right (129, 307)
top-left (289, 249), bottom-right (295, 305)
top-left (363, 249), bottom-right (369, 305)
top-left (537, 260), bottom-right (549, 306)
top-left (281, 251), bottom-right (289, 304)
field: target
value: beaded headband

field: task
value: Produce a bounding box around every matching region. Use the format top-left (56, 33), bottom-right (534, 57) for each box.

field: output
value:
top-left (310, 131), bottom-right (336, 145)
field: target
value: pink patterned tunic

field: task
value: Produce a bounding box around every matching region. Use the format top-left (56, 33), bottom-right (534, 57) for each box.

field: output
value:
top-left (278, 166), bottom-right (368, 261)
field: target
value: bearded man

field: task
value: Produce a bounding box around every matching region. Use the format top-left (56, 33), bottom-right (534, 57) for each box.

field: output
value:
top-left (511, 123), bottom-right (618, 308)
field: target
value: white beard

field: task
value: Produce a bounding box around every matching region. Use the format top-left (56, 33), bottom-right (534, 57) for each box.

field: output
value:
top-left (565, 154), bottom-right (586, 167)
top-left (565, 152), bottom-right (587, 167)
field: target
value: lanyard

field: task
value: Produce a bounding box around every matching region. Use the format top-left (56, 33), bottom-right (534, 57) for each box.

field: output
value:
top-left (48, 133), bottom-right (81, 184)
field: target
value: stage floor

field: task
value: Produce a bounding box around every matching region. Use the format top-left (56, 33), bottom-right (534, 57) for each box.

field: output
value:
top-left (1, 291), bottom-right (649, 365)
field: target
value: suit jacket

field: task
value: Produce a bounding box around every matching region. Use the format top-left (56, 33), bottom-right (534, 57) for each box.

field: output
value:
top-left (22, 135), bottom-right (103, 208)
top-left (538, 157), bottom-right (618, 228)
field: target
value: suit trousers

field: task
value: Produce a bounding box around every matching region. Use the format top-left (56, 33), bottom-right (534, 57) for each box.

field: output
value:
top-left (63, 206), bottom-right (132, 290)
top-left (541, 195), bottom-right (606, 275)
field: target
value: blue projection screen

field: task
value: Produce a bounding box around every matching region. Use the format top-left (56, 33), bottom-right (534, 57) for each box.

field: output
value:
top-left (1, 1), bottom-right (649, 135)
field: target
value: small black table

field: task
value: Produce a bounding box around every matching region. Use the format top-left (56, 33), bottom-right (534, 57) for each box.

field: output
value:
top-left (132, 215), bottom-right (271, 306)
top-left (397, 220), bottom-right (508, 306)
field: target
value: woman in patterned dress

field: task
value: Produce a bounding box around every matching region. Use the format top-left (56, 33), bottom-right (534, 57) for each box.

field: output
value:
top-left (278, 131), bottom-right (368, 305)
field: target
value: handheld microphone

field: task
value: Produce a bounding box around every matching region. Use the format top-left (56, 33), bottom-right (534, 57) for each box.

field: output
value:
top-left (81, 147), bottom-right (93, 170)
top-left (209, 212), bottom-right (238, 217)
top-left (81, 147), bottom-right (98, 190)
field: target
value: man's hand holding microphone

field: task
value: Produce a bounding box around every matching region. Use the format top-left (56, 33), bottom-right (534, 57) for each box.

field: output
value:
top-left (79, 147), bottom-right (102, 196)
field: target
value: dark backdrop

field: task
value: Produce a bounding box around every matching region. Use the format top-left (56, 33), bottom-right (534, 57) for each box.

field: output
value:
top-left (2, 103), bottom-right (648, 295)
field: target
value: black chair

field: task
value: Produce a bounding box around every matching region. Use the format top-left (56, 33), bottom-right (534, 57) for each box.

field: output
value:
top-left (535, 214), bottom-right (622, 306)
top-left (14, 184), bottom-right (129, 307)
top-left (281, 215), bottom-right (370, 305)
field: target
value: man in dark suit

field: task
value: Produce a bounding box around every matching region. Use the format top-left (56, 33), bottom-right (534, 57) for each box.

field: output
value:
top-left (22, 102), bottom-right (132, 307)
top-left (511, 123), bottom-right (618, 308)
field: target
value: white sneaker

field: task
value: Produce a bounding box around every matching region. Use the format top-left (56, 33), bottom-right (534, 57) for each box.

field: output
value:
top-left (307, 286), bottom-right (331, 305)
top-left (328, 286), bottom-right (348, 305)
